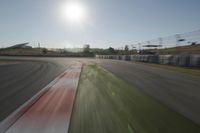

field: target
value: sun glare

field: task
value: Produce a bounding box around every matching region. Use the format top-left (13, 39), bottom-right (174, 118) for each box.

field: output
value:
top-left (61, 2), bottom-right (86, 23)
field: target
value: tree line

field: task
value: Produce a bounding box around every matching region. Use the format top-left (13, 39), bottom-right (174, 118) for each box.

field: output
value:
top-left (83, 44), bottom-right (137, 56)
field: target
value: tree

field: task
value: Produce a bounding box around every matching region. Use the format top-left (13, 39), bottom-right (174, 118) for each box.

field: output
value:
top-left (108, 47), bottom-right (115, 54)
top-left (124, 45), bottom-right (129, 54)
top-left (42, 48), bottom-right (47, 55)
top-left (83, 44), bottom-right (90, 53)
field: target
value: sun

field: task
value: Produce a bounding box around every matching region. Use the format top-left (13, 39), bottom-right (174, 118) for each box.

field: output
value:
top-left (61, 1), bottom-right (86, 23)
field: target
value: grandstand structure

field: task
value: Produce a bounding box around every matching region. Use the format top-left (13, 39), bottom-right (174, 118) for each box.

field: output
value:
top-left (7, 42), bottom-right (32, 49)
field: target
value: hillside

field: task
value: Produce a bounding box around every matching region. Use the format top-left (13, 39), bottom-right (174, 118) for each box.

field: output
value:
top-left (147, 44), bottom-right (200, 55)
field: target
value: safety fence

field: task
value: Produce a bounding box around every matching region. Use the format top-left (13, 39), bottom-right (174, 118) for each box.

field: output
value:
top-left (96, 54), bottom-right (200, 67)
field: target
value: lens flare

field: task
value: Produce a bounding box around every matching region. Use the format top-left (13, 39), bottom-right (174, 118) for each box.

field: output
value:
top-left (61, 1), bottom-right (86, 23)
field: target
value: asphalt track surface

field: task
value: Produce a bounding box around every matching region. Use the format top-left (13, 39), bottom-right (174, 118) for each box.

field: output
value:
top-left (69, 64), bottom-right (200, 133)
top-left (0, 56), bottom-right (81, 121)
top-left (3, 63), bottom-right (82, 133)
top-left (98, 59), bottom-right (200, 125)
top-left (0, 56), bottom-right (200, 130)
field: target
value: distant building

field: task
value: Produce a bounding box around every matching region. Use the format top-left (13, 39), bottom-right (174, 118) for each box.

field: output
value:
top-left (7, 42), bottom-right (32, 49)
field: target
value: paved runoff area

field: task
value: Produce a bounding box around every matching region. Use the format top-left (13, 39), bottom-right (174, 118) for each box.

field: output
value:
top-left (0, 62), bottom-right (82, 133)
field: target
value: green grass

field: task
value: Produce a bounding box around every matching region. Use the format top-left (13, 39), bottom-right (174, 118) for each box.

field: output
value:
top-left (135, 62), bottom-right (200, 76)
top-left (69, 65), bottom-right (200, 133)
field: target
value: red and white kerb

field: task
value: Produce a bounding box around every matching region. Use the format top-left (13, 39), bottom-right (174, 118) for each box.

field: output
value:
top-left (0, 63), bottom-right (82, 133)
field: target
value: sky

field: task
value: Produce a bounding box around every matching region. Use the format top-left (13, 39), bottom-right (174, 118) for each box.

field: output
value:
top-left (0, 0), bottom-right (200, 48)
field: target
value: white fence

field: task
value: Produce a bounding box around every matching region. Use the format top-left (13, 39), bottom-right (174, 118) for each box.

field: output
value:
top-left (96, 54), bottom-right (200, 67)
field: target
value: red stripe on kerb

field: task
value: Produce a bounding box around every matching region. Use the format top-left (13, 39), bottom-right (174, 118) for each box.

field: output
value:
top-left (6, 89), bottom-right (76, 132)
top-left (61, 70), bottom-right (81, 79)
top-left (2, 63), bottom-right (82, 133)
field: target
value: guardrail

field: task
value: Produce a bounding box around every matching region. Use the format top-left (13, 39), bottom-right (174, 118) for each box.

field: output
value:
top-left (96, 54), bottom-right (200, 67)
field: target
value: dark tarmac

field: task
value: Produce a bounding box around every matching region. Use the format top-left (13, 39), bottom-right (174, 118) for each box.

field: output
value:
top-left (0, 56), bottom-right (200, 127)
top-left (98, 59), bottom-right (200, 125)
top-left (0, 57), bottom-right (76, 121)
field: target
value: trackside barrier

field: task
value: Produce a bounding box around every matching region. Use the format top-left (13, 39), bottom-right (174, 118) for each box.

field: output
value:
top-left (96, 54), bottom-right (200, 67)
top-left (159, 55), bottom-right (173, 64)
top-left (190, 55), bottom-right (200, 67)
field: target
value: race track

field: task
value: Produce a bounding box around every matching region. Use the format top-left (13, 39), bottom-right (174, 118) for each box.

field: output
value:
top-left (0, 56), bottom-right (200, 132)
top-left (99, 59), bottom-right (200, 125)
top-left (0, 57), bottom-right (76, 121)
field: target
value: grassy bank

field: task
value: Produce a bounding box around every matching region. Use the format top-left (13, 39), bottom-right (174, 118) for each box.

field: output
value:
top-left (135, 62), bottom-right (200, 76)
top-left (143, 44), bottom-right (200, 55)
top-left (69, 65), bottom-right (200, 133)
